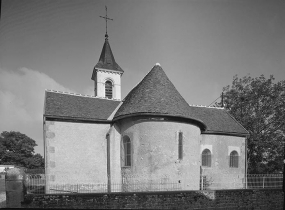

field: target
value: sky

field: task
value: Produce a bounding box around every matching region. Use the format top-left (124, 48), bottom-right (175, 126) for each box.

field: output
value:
top-left (0, 0), bottom-right (284, 155)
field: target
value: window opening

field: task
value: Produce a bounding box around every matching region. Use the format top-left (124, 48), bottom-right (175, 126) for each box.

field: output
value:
top-left (230, 151), bottom-right (238, 168)
top-left (202, 149), bottom-right (211, 167)
top-left (105, 80), bottom-right (112, 99)
top-left (123, 136), bottom-right (131, 166)
top-left (178, 132), bottom-right (183, 160)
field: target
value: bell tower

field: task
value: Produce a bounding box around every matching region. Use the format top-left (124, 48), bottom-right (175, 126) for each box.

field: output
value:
top-left (91, 7), bottom-right (124, 100)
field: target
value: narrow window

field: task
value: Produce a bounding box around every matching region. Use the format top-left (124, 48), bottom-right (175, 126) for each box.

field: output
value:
top-left (105, 80), bottom-right (112, 99)
top-left (123, 136), bottom-right (131, 166)
top-left (178, 132), bottom-right (183, 160)
top-left (202, 149), bottom-right (211, 167)
top-left (230, 151), bottom-right (239, 168)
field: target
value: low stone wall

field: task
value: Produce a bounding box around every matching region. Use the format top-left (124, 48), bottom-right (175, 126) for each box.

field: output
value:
top-left (22, 189), bottom-right (283, 209)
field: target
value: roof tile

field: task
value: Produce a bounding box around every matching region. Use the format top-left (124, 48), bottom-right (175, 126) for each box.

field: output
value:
top-left (92, 38), bottom-right (123, 80)
top-left (44, 91), bottom-right (120, 121)
top-left (114, 65), bottom-right (192, 120)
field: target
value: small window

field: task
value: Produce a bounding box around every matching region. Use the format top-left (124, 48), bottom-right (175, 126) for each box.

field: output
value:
top-left (202, 149), bottom-right (211, 167)
top-left (230, 151), bottom-right (238, 168)
top-left (123, 136), bottom-right (131, 166)
top-left (178, 132), bottom-right (183, 159)
top-left (105, 80), bottom-right (112, 99)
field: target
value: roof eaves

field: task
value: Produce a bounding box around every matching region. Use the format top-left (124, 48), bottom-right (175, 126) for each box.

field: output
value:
top-left (202, 130), bottom-right (249, 137)
top-left (223, 109), bottom-right (249, 134)
top-left (96, 67), bottom-right (124, 74)
top-left (113, 112), bottom-right (207, 130)
top-left (44, 115), bottom-right (112, 123)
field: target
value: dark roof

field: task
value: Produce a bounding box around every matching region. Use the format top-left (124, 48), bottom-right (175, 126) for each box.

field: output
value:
top-left (113, 64), bottom-right (248, 136)
top-left (113, 65), bottom-right (201, 122)
top-left (44, 91), bottom-right (120, 121)
top-left (187, 106), bottom-right (248, 135)
top-left (91, 38), bottom-right (124, 80)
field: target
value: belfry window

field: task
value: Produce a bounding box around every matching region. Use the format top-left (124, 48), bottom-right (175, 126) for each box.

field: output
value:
top-left (202, 149), bottom-right (211, 167)
top-left (230, 151), bottom-right (239, 168)
top-left (178, 132), bottom-right (183, 160)
top-left (105, 80), bottom-right (113, 99)
top-left (123, 136), bottom-right (131, 167)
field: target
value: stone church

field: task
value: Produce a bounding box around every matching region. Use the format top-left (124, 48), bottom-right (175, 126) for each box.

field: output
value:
top-left (43, 33), bottom-right (248, 193)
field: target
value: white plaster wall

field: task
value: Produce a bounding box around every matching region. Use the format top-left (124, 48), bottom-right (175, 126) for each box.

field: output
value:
top-left (45, 120), bottom-right (110, 193)
top-left (96, 71), bottom-right (121, 100)
top-left (118, 117), bottom-right (202, 191)
top-left (200, 134), bottom-right (246, 190)
top-left (109, 124), bottom-right (122, 192)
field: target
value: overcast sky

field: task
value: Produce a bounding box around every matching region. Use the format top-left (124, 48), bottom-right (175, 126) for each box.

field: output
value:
top-left (0, 0), bottom-right (284, 155)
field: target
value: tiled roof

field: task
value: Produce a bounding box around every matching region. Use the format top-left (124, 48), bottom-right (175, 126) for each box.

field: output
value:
top-left (113, 64), bottom-right (248, 136)
top-left (187, 106), bottom-right (248, 135)
top-left (113, 64), bottom-right (201, 121)
top-left (44, 90), bottom-right (121, 121)
top-left (91, 38), bottom-right (124, 80)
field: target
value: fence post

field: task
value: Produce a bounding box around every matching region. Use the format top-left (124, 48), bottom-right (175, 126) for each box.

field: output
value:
top-left (263, 176), bottom-right (265, 188)
top-left (201, 176), bottom-right (204, 190)
top-left (5, 168), bottom-right (25, 208)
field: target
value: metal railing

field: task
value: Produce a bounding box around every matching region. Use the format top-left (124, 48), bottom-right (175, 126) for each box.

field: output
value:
top-left (246, 174), bottom-right (283, 189)
top-left (200, 174), bottom-right (283, 190)
top-left (25, 173), bottom-right (283, 194)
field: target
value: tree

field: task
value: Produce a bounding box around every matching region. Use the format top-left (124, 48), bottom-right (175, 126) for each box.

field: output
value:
top-left (0, 131), bottom-right (44, 169)
top-left (217, 75), bottom-right (285, 174)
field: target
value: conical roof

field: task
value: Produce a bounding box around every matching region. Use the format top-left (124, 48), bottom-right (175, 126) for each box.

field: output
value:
top-left (92, 38), bottom-right (124, 80)
top-left (113, 64), bottom-right (204, 127)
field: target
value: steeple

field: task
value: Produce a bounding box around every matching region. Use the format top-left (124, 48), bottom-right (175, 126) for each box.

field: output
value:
top-left (92, 38), bottom-right (124, 75)
top-left (91, 7), bottom-right (123, 100)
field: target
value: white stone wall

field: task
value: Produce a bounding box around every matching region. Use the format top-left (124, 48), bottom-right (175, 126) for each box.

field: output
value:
top-left (109, 124), bottom-right (122, 192)
top-left (118, 117), bottom-right (202, 191)
top-left (45, 120), bottom-right (110, 193)
top-left (200, 134), bottom-right (246, 190)
top-left (95, 70), bottom-right (121, 100)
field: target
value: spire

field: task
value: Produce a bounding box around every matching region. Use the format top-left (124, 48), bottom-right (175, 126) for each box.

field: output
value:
top-left (91, 38), bottom-right (124, 80)
top-left (91, 7), bottom-right (123, 80)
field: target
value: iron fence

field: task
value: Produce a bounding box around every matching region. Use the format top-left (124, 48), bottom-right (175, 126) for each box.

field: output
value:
top-left (24, 173), bottom-right (283, 194)
top-left (200, 174), bottom-right (283, 190)
top-left (246, 174), bottom-right (283, 189)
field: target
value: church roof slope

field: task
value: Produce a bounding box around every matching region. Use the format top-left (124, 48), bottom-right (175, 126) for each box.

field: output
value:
top-left (113, 64), bottom-right (200, 123)
top-left (187, 106), bottom-right (248, 136)
top-left (92, 38), bottom-right (124, 79)
top-left (44, 91), bottom-right (121, 121)
top-left (113, 64), bottom-right (248, 136)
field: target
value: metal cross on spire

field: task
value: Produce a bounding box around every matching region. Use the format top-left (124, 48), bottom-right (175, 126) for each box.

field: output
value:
top-left (99, 6), bottom-right (113, 40)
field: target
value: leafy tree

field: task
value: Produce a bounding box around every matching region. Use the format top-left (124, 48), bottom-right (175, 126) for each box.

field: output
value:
top-left (0, 131), bottom-right (44, 169)
top-left (217, 75), bottom-right (285, 174)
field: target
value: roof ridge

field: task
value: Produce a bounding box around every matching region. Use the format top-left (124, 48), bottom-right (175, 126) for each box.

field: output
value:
top-left (188, 103), bottom-right (224, 110)
top-left (122, 63), bottom-right (158, 102)
top-left (45, 89), bottom-right (121, 101)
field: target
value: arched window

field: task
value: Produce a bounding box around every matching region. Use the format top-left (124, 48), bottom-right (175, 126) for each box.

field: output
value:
top-left (230, 151), bottom-right (239, 168)
top-left (202, 149), bottom-right (211, 167)
top-left (105, 80), bottom-right (113, 99)
top-left (123, 136), bottom-right (131, 167)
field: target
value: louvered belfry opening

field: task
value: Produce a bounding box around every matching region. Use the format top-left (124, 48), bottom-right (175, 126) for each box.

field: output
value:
top-left (105, 80), bottom-right (113, 99)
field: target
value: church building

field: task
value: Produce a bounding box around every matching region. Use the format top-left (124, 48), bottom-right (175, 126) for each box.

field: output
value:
top-left (43, 32), bottom-right (248, 193)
